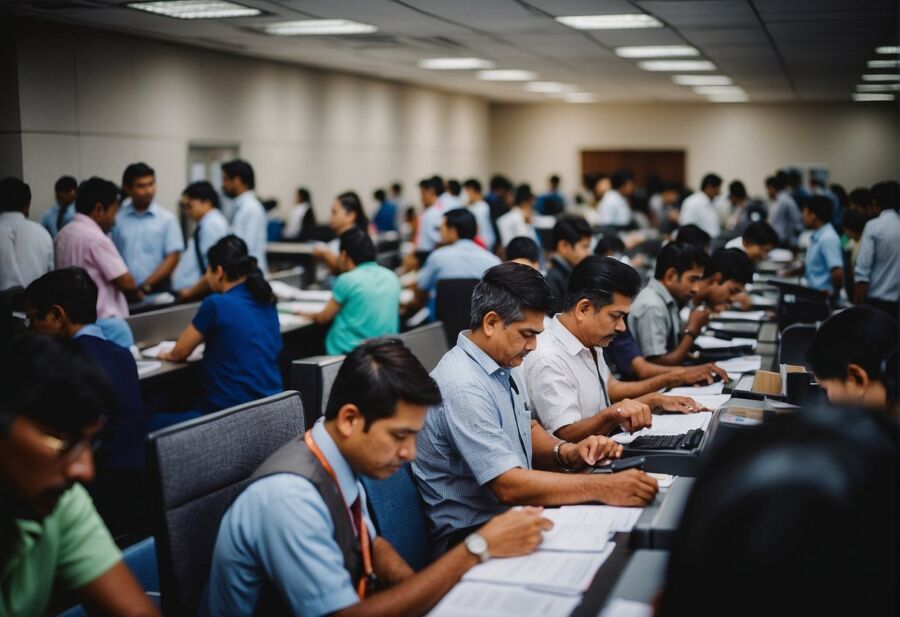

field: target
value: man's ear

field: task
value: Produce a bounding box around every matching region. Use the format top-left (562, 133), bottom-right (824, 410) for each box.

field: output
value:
top-left (48, 304), bottom-right (68, 325)
top-left (846, 363), bottom-right (870, 388)
top-left (482, 311), bottom-right (501, 337)
top-left (335, 404), bottom-right (363, 438)
top-left (663, 267), bottom-right (677, 283)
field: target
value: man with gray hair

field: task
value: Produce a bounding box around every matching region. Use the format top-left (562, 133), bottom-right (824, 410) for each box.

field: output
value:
top-left (413, 263), bottom-right (659, 556)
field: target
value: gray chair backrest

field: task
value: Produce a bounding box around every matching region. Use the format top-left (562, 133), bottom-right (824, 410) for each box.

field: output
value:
top-left (398, 322), bottom-right (449, 373)
top-left (127, 302), bottom-right (200, 348)
top-left (147, 391), bottom-right (305, 617)
top-left (778, 322), bottom-right (819, 368)
top-left (291, 355), bottom-right (346, 428)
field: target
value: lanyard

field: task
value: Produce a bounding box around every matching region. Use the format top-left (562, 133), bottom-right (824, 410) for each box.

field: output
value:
top-left (589, 347), bottom-right (612, 408)
top-left (507, 375), bottom-right (531, 466)
top-left (303, 431), bottom-right (374, 600)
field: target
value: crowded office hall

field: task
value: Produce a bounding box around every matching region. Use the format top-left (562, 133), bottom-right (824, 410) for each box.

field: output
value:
top-left (0, 1), bottom-right (898, 616)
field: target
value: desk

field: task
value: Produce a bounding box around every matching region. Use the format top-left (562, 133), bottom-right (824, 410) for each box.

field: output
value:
top-left (267, 242), bottom-right (317, 286)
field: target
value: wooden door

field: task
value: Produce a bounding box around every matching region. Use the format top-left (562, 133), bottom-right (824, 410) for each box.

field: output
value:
top-left (581, 150), bottom-right (685, 188)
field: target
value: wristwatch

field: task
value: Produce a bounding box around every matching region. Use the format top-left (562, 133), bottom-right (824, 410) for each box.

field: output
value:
top-left (553, 440), bottom-right (574, 471)
top-left (682, 328), bottom-right (699, 338)
top-left (140, 283), bottom-right (153, 294)
top-left (464, 532), bottom-right (490, 562)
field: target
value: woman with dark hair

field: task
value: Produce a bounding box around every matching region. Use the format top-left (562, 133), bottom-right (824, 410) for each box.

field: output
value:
top-left (312, 191), bottom-right (371, 272)
top-left (281, 186), bottom-right (317, 240)
top-left (161, 235), bottom-right (282, 413)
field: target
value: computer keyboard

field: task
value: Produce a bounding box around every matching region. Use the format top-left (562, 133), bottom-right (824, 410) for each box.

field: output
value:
top-left (628, 429), bottom-right (705, 450)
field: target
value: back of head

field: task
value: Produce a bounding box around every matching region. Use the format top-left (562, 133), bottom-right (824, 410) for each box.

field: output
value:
top-left (728, 180), bottom-right (747, 199)
top-left (470, 262), bottom-right (555, 330)
top-left (24, 268), bottom-right (98, 326)
top-left (742, 221), bottom-right (778, 247)
top-left (513, 184), bottom-right (533, 206)
top-left (655, 242), bottom-right (709, 280)
top-left (704, 247), bottom-right (754, 284)
top-left (565, 255), bottom-right (641, 312)
top-left (505, 236), bottom-right (541, 264)
top-left (121, 162), bottom-right (155, 187)
top-left (549, 174), bottom-right (560, 188)
top-left (298, 187), bottom-right (312, 205)
top-left (871, 180), bottom-right (899, 212)
top-left (373, 189), bottom-right (386, 203)
top-left (221, 159), bottom-right (255, 189)
top-left (54, 175), bottom-right (78, 194)
top-left (464, 178), bottom-right (482, 194)
top-left (337, 191), bottom-right (370, 231)
top-left (430, 175), bottom-right (445, 193)
top-left (674, 224), bottom-right (711, 251)
top-left (419, 177), bottom-right (443, 198)
top-left (324, 338), bottom-right (442, 429)
top-left (339, 227), bottom-right (376, 265)
top-left (390, 182), bottom-right (402, 195)
top-left (700, 173), bottom-right (722, 191)
top-left (804, 194), bottom-right (833, 223)
top-left (207, 235), bottom-right (273, 304)
top-left (659, 408), bottom-right (897, 616)
top-left (848, 186), bottom-right (871, 210)
top-left (610, 169), bottom-right (633, 190)
top-left (593, 235), bottom-right (625, 257)
top-left (444, 208), bottom-right (477, 240)
top-left (765, 175), bottom-right (785, 192)
top-left (552, 216), bottom-right (592, 250)
top-left (0, 177), bottom-right (31, 213)
top-left (489, 174), bottom-right (512, 193)
top-left (447, 179), bottom-right (461, 196)
top-left (840, 208), bottom-right (866, 236)
top-left (183, 180), bottom-right (220, 209)
top-left (75, 177), bottom-right (120, 215)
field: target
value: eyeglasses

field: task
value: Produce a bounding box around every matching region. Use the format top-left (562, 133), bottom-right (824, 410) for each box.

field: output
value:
top-left (37, 420), bottom-right (105, 464)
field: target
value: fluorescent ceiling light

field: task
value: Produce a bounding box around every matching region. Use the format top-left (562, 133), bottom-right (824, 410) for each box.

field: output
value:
top-left (707, 94), bottom-right (749, 103)
top-left (524, 81), bottom-right (576, 93)
top-left (868, 59), bottom-right (899, 68)
top-left (853, 93), bottom-right (896, 101)
top-left (419, 57), bottom-right (494, 70)
top-left (477, 70), bottom-right (537, 81)
top-left (127, 0), bottom-right (259, 19)
top-left (563, 92), bottom-right (598, 103)
top-left (615, 46), bottom-right (698, 58)
top-left (856, 83), bottom-right (900, 92)
top-left (876, 46), bottom-right (900, 54)
top-left (555, 14), bottom-right (662, 30)
top-left (694, 86), bottom-right (745, 95)
top-left (264, 19), bottom-right (376, 35)
top-left (639, 60), bottom-right (715, 71)
top-left (672, 75), bottom-right (732, 86)
top-left (862, 74), bottom-right (900, 81)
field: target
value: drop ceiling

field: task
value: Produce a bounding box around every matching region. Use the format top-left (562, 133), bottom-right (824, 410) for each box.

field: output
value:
top-left (2, 0), bottom-right (897, 103)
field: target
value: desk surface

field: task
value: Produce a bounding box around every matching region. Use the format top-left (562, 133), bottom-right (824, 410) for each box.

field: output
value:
top-left (267, 241), bottom-right (317, 254)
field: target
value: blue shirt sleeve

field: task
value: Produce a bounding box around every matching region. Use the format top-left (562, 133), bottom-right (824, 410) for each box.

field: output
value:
top-left (331, 272), bottom-right (351, 306)
top-left (822, 235), bottom-right (843, 271)
top-left (164, 213), bottom-right (186, 254)
top-left (192, 297), bottom-right (217, 336)
top-left (607, 331), bottom-right (641, 378)
top-left (417, 252), bottom-right (439, 292)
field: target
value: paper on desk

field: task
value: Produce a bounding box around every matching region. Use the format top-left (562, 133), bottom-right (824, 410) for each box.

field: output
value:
top-left (647, 473), bottom-right (676, 490)
top-left (695, 335), bottom-right (757, 350)
top-left (136, 360), bottom-right (161, 377)
top-left (688, 394), bottom-right (730, 410)
top-left (277, 313), bottom-right (311, 329)
top-left (278, 301), bottom-right (329, 314)
top-left (427, 581), bottom-right (580, 617)
top-left (599, 599), bottom-right (654, 617)
top-left (612, 412), bottom-right (712, 445)
top-left (715, 355), bottom-right (762, 373)
top-left (767, 248), bottom-right (794, 262)
top-left (463, 544), bottom-right (615, 595)
top-left (270, 281), bottom-right (333, 303)
top-left (142, 341), bottom-right (204, 362)
top-left (750, 294), bottom-right (777, 307)
top-left (538, 519), bottom-right (610, 553)
top-left (400, 288), bottom-right (415, 305)
top-left (716, 310), bottom-right (766, 321)
top-left (667, 382), bottom-right (724, 396)
top-left (543, 505), bottom-right (642, 534)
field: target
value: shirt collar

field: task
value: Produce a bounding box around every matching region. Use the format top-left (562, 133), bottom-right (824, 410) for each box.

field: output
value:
top-left (311, 418), bottom-right (359, 508)
top-left (550, 255), bottom-right (572, 273)
top-left (235, 191), bottom-right (257, 206)
top-left (878, 209), bottom-right (897, 220)
top-left (548, 315), bottom-right (587, 356)
top-left (0, 211), bottom-right (24, 221)
top-left (648, 277), bottom-right (677, 307)
top-left (812, 224), bottom-right (831, 240)
top-left (73, 324), bottom-right (105, 340)
top-left (122, 201), bottom-right (159, 217)
top-left (456, 330), bottom-right (504, 377)
top-left (72, 212), bottom-right (102, 231)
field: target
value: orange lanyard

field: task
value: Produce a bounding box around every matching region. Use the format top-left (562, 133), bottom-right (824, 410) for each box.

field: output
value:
top-left (304, 431), bottom-right (374, 600)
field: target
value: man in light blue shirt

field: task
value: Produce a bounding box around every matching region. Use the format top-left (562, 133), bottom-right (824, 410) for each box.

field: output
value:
top-left (40, 175), bottom-right (78, 238)
top-left (205, 339), bottom-right (549, 617)
top-left (413, 263), bottom-right (658, 556)
top-left (172, 181), bottom-right (230, 301)
top-left (766, 175), bottom-right (803, 247)
top-left (112, 163), bottom-right (184, 293)
top-left (222, 159), bottom-right (268, 273)
top-left (463, 178), bottom-right (496, 250)
top-left (799, 196), bottom-right (843, 296)
top-left (854, 181), bottom-right (900, 315)
top-left (416, 177), bottom-right (459, 252)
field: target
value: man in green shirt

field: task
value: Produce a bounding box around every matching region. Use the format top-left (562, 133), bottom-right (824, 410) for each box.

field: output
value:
top-left (301, 228), bottom-right (401, 355)
top-left (0, 335), bottom-right (160, 617)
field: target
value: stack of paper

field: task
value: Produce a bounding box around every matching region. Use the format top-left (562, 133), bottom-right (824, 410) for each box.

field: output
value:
top-left (716, 310), bottom-right (767, 321)
top-left (715, 355), bottom-right (763, 373)
top-left (141, 341), bottom-right (204, 362)
top-left (767, 248), bottom-right (794, 262)
top-left (688, 394), bottom-right (731, 410)
top-left (612, 412), bottom-right (712, 445)
top-left (543, 505), bottom-right (643, 534)
top-left (428, 582), bottom-right (581, 617)
top-left (462, 546), bottom-right (614, 595)
top-left (277, 313), bottom-right (311, 329)
top-left (277, 300), bottom-right (329, 314)
top-left (270, 281), bottom-right (332, 303)
top-left (667, 382), bottom-right (725, 396)
top-left (695, 335), bottom-right (757, 350)
top-left (749, 294), bottom-right (777, 307)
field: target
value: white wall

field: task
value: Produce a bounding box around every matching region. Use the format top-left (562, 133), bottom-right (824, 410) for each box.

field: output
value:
top-left (11, 19), bottom-right (490, 222)
top-left (489, 102), bottom-right (899, 197)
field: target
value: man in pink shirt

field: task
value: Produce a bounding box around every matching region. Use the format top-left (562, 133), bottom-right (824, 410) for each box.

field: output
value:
top-left (55, 177), bottom-right (143, 318)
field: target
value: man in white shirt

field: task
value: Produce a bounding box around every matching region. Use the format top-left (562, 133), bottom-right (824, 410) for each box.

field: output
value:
top-left (463, 178), bottom-right (496, 250)
top-left (496, 184), bottom-right (537, 248)
top-left (596, 170), bottom-right (634, 227)
top-left (282, 187), bottom-right (315, 239)
top-left (679, 174), bottom-right (722, 238)
top-left (0, 177), bottom-right (54, 290)
top-left (416, 176), bottom-right (456, 252)
top-left (222, 159), bottom-right (268, 273)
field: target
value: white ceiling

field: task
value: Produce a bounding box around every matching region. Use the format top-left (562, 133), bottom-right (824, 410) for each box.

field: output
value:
top-left (3, 0), bottom-right (898, 103)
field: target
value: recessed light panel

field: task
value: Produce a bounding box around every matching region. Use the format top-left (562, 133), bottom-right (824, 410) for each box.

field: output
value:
top-left (639, 60), bottom-right (715, 71)
top-left (127, 0), bottom-right (260, 19)
top-left (862, 74), bottom-right (900, 81)
top-left (563, 93), bottom-right (598, 103)
top-left (853, 93), bottom-right (896, 101)
top-left (868, 59), bottom-right (899, 68)
top-left (615, 46), bottom-right (699, 58)
top-left (263, 19), bottom-right (377, 35)
top-left (876, 46), bottom-right (900, 54)
top-left (694, 86), bottom-right (745, 96)
top-left (856, 84), bottom-right (900, 92)
top-left (477, 70), bottom-right (537, 81)
top-left (555, 14), bottom-right (663, 30)
top-left (524, 82), bottom-right (576, 93)
top-left (419, 58), bottom-right (495, 70)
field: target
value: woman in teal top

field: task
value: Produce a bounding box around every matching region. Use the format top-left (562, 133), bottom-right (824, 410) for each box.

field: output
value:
top-left (300, 228), bottom-right (401, 354)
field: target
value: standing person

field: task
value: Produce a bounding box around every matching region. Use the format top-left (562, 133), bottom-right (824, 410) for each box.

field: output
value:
top-left (789, 196), bottom-right (843, 297)
top-left (40, 175), bottom-right (78, 238)
top-left (766, 174), bottom-right (803, 247)
top-left (854, 180), bottom-right (900, 315)
top-left (159, 235), bottom-right (282, 413)
top-left (372, 188), bottom-right (398, 233)
top-left (112, 162), bottom-right (183, 294)
top-left (484, 175), bottom-right (513, 237)
top-left (313, 192), bottom-right (370, 273)
top-left (496, 184), bottom-right (537, 249)
top-left (221, 159), bottom-right (268, 273)
top-left (55, 177), bottom-right (143, 319)
top-left (596, 170), bottom-right (634, 227)
top-left (535, 174), bottom-right (566, 216)
top-left (463, 178), bottom-right (496, 251)
top-left (172, 181), bottom-right (230, 302)
top-left (282, 187), bottom-right (316, 240)
top-left (544, 216), bottom-right (592, 313)
top-left (0, 177), bottom-right (54, 290)
top-left (416, 177), bottom-right (453, 252)
top-left (679, 174), bottom-right (722, 238)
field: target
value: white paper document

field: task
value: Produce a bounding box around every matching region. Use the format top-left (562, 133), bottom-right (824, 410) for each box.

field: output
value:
top-left (543, 506), bottom-right (643, 534)
top-left (599, 599), bottom-right (654, 617)
top-left (277, 313), bottom-right (312, 329)
top-left (667, 382), bottom-right (724, 396)
top-left (270, 281), bottom-right (332, 302)
top-left (141, 341), bottom-right (204, 362)
top-left (715, 355), bottom-right (763, 373)
top-left (749, 294), bottom-right (777, 307)
top-left (612, 412), bottom-right (712, 445)
top-left (277, 300), bottom-right (328, 314)
top-left (716, 310), bottom-right (767, 321)
top-left (135, 360), bottom-right (162, 377)
top-left (767, 248), bottom-right (794, 262)
top-left (538, 519), bottom-right (610, 553)
top-left (463, 544), bottom-right (615, 595)
top-left (428, 582), bottom-right (581, 617)
top-left (689, 394), bottom-right (730, 410)
top-left (695, 335), bottom-right (757, 350)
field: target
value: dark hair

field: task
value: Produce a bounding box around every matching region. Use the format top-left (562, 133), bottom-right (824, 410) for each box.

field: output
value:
top-left (0, 177), bottom-right (31, 213)
top-left (54, 175), bottom-right (77, 193)
top-left (206, 235), bottom-right (273, 304)
top-left (182, 180), bottom-right (220, 209)
top-left (871, 180), bottom-right (899, 212)
top-left (704, 248), bottom-right (754, 284)
top-left (470, 263), bottom-right (555, 330)
top-left (430, 175), bottom-right (445, 193)
top-left (505, 236), bottom-right (541, 263)
top-left (611, 169), bottom-right (634, 190)
top-left (654, 242), bottom-right (709, 280)
top-left (552, 216), bottom-right (592, 250)
top-left (444, 208), bottom-right (477, 240)
top-left (840, 208), bottom-right (866, 235)
top-left (594, 235), bottom-right (625, 256)
top-left (564, 256), bottom-right (641, 312)
top-left (803, 195), bottom-right (833, 223)
top-left (221, 159), bottom-right (255, 189)
top-left (549, 174), bottom-right (560, 187)
top-left (700, 174), bottom-right (722, 190)
top-left (807, 307), bottom-right (897, 386)
top-left (324, 338), bottom-right (442, 430)
top-left (848, 187), bottom-right (871, 209)
top-left (766, 175), bottom-right (785, 191)
top-left (728, 180), bottom-right (747, 199)
top-left (831, 183), bottom-right (849, 208)
top-left (742, 221), bottom-right (778, 247)
top-left (373, 189), bottom-right (386, 203)
top-left (447, 179), bottom-right (461, 196)
top-left (121, 162), bottom-right (155, 187)
top-left (74, 177), bottom-right (120, 215)
top-left (489, 174), bottom-right (512, 192)
top-left (513, 184), bottom-right (533, 206)
top-left (24, 268), bottom-right (98, 325)
top-left (390, 182), bottom-right (402, 194)
top-left (419, 177), bottom-right (442, 196)
top-left (464, 178), bottom-right (482, 193)
top-left (337, 191), bottom-right (369, 231)
top-left (339, 227), bottom-right (376, 265)
top-left (675, 224), bottom-right (711, 250)
top-left (297, 187), bottom-right (312, 205)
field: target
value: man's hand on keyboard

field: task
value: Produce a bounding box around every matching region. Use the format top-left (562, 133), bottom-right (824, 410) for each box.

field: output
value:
top-left (654, 395), bottom-right (705, 414)
top-left (563, 435), bottom-right (623, 469)
top-left (597, 469), bottom-right (659, 506)
top-left (606, 399), bottom-right (652, 433)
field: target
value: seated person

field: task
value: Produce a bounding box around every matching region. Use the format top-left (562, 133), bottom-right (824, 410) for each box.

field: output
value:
top-left (160, 235), bottom-right (282, 413)
top-left (372, 188), bottom-right (398, 233)
top-left (0, 177), bottom-right (54, 291)
top-left (524, 256), bottom-right (707, 443)
top-left (673, 224), bottom-right (711, 253)
top-left (691, 247), bottom-right (755, 313)
top-left (413, 263), bottom-right (658, 556)
top-left (604, 325), bottom-right (728, 385)
top-left (172, 181), bottom-right (230, 302)
top-left (301, 228), bottom-right (401, 355)
top-left (545, 216), bottom-right (593, 313)
top-left (783, 195), bottom-right (843, 296)
top-left (0, 335), bottom-right (160, 617)
top-left (24, 268), bottom-right (146, 540)
top-left (628, 242), bottom-right (710, 365)
top-left (806, 306), bottom-right (897, 415)
top-left (495, 184), bottom-right (536, 249)
top-left (504, 236), bottom-right (541, 270)
top-left (205, 338), bottom-right (550, 617)
top-left (313, 192), bottom-right (371, 273)
top-left (724, 221), bottom-right (778, 264)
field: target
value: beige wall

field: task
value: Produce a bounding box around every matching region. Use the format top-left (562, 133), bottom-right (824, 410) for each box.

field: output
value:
top-left (489, 102), bottom-right (899, 197)
top-left (10, 19), bottom-right (489, 223)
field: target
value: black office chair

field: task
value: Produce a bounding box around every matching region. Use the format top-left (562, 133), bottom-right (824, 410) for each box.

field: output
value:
top-left (147, 391), bottom-right (305, 617)
top-left (778, 322), bottom-right (819, 368)
top-left (435, 278), bottom-right (479, 348)
top-left (768, 279), bottom-right (831, 330)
